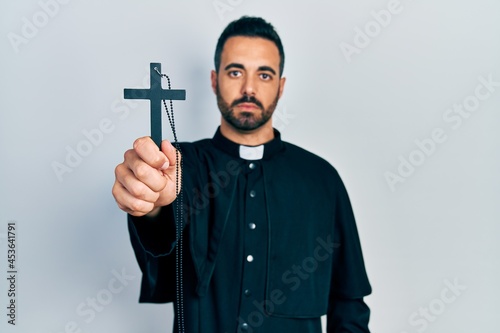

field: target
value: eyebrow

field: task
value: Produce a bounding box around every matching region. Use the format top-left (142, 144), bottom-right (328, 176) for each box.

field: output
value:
top-left (224, 63), bottom-right (277, 75)
top-left (258, 66), bottom-right (276, 75)
top-left (224, 63), bottom-right (245, 71)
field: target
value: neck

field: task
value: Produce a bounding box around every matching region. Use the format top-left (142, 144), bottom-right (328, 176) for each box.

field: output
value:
top-left (220, 119), bottom-right (274, 146)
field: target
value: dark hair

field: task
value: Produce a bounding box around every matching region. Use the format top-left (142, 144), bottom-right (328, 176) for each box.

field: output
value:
top-left (214, 16), bottom-right (285, 76)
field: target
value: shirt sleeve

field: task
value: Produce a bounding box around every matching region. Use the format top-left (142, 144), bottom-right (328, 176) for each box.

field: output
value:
top-left (327, 174), bottom-right (372, 331)
top-left (127, 205), bottom-right (178, 303)
top-left (127, 141), bottom-right (197, 303)
top-left (128, 204), bottom-right (177, 257)
top-left (327, 297), bottom-right (371, 332)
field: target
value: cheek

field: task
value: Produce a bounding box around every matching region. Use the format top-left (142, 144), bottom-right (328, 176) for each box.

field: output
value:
top-left (262, 85), bottom-right (281, 104)
top-left (218, 80), bottom-right (241, 100)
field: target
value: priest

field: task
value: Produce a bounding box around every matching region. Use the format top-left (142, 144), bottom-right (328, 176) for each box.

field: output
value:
top-left (112, 16), bottom-right (372, 333)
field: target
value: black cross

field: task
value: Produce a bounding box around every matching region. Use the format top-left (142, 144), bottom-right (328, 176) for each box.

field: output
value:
top-left (124, 63), bottom-right (186, 148)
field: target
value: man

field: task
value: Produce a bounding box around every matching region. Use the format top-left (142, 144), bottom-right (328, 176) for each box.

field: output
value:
top-left (112, 16), bottom-right (371, 332)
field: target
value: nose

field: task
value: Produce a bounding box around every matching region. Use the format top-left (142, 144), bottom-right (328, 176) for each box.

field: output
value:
top-left (241, 75), bottom-right (256, 96)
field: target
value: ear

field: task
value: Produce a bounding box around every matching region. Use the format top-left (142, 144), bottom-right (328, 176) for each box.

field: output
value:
top-left (278, 76), bottom-right (286, 99)
top-left (211, 70), bottom-right (218, 94)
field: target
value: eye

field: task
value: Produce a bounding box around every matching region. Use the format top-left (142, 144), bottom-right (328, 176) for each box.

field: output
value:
top-left (260, 73), bottom-right (272, 81)
top-left (229, 70), bottom-right (242, 78)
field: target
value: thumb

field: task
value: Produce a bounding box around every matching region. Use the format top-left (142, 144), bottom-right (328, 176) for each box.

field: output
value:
top-left (160, 140), bottom-right (179, 170)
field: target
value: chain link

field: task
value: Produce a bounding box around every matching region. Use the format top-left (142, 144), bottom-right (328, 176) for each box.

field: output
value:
top-left (160, 72), bottom-right (185, 333)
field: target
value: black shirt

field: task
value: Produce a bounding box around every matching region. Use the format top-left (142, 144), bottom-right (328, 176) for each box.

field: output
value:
top-left (128, 128), bottom-right (372, 332)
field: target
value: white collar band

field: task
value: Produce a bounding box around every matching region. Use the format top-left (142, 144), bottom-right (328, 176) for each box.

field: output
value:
top-left (239, 145), bottom-right (264, 160)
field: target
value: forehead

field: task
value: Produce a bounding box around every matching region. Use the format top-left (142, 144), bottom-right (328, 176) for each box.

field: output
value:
top-left (220, 36), bottom-right (280, 68)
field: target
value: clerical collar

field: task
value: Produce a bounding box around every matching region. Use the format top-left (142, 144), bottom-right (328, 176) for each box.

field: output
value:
top-left (212, 127), bottom-right (284, 160)
top-left (239, 145), bottom-right (264, 160)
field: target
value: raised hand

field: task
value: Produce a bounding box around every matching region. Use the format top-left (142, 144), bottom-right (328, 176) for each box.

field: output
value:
top-left (112, 137), bottom-right (181, 217)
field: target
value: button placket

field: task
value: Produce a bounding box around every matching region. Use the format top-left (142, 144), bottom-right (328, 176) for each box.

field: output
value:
top-left (238, 159), bottom-right (268, 326)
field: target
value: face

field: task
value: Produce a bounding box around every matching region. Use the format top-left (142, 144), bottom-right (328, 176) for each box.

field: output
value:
top-left (211, 36), bottom-right (286, 132)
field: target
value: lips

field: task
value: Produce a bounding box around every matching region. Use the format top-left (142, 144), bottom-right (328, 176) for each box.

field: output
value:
top-left (237, 102), bottom-right (259, 110)
top-left (231, 95), bottom-right (264, 110)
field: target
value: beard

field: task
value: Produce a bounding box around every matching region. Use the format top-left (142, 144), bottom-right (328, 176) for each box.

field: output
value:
top-left (216, 85), bottom-right (280, 131)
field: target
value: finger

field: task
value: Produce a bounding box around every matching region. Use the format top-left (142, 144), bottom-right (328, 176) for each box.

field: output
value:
top-left (133, 136), bottom-right (169, 169)
top-left (113, 181), bottom-right (155, 216)
top-left (123, 149), bottom-right (168, 192)
top-left (161, 140), bottom-right (179, 170)
top-left (116, 162), bottom-right (164, 200)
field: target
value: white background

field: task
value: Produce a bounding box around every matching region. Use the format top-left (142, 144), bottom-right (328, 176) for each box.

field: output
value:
top-left (1, 0), bottom-right (499, 332)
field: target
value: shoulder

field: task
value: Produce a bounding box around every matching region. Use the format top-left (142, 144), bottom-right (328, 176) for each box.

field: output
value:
top-left (178, 137), bottom-right (211, 148)
top-left (177, 138), bottom-right (212, 156)
top-left (266, 140), bottom-right (348, 194)
top-left (281, 141), bottom-right (340, 177)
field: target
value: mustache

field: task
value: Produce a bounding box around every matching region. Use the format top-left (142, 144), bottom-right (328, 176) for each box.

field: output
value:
top-left (231, 95), bottom-right (264, 109)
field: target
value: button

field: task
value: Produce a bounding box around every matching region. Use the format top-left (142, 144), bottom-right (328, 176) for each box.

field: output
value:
top-left (249, 190), bottom-right (256, 198)
top-left (247, 255), bottom-right (254, 262)
top-left (241, 322), bottom-right (249, 331)
top-left (244, 289), bottom-right (251, 297)
top-left (249, 162), bottom-right (256, 170)
top-left (248, 223), bottom-right (256, 230)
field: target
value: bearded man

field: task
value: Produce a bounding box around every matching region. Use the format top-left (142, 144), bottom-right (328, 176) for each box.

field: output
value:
top-left (112, 16), bottom-right (372, 333)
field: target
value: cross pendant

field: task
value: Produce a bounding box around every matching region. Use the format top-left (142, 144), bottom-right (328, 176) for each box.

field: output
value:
top-left (124, 63), bottom-right (186, 148)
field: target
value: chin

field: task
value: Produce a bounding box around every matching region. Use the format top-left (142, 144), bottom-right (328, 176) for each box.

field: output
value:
top-left (236, 117), bottom-right (273, 132)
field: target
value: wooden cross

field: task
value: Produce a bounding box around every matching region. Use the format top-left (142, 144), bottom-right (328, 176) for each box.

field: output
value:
top-left (124, 63), bottom-right (186, 148)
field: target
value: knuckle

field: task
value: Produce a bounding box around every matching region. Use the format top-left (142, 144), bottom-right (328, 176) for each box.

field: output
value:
top-left (151, 178), bottom-right (167, 192)
top-left (129, 184), bottom-right (149, 200)
top-left (114, 163), bottom-right (125, 177)
top-left (111, 182), bottom-right (119, 198)
top-left (133, 137), bottom-right (148, 151)
top-left (124, 149), bottom-right (135, 161)
top-left (150, 180), bottom-right (166, 193)
top-left (129, 200), bottom-right (151, 214)
top-left (153, 155), bottom-right (164, 167)
top-left (116, 202), bottom-right (127, 212)
top-left (135, 163), bottom-right (151, 179)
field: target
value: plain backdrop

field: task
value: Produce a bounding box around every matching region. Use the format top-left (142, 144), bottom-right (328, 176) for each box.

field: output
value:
top-left (1, 0), bottom-right (499, 332)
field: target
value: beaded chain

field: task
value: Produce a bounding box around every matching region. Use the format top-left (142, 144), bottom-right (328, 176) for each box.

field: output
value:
top-left (156, 68), bottom-right (185, 333)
